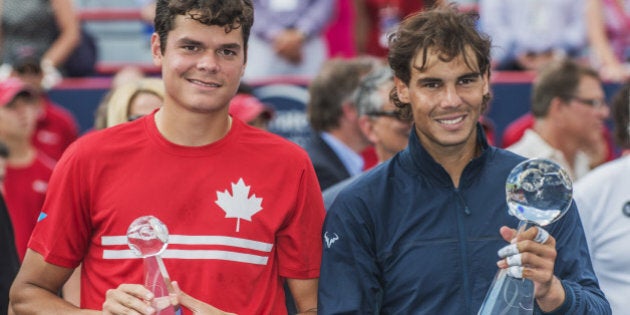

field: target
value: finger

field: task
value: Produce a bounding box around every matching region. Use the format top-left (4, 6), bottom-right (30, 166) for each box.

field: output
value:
top-left (103, 284), bottom-right (156, 315)
top-left (172, 281), bottom-right (206, 312)
top-left (499, 226), bottom-right (517, 243)
top-left (507, 266), bottom-right (523, 278)
top-left (533, 227), bottom-right (550, 244)
top-left (118, 283), bottom-right (155, 301)
top-left (506, 253), bottom-right (522, 267)
top-left (497, 243), bottom-right (519, 258)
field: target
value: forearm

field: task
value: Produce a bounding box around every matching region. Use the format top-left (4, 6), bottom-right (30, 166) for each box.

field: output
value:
top-left (10, 250), bottom-right (96, 315)
top-left (286, 278), bottom-right (318, 313)
top-left (10, 284), bottom-right (98, 315)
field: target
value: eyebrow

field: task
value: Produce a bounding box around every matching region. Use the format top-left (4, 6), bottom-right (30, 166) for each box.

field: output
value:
top-left (414, 71), bottom-right (481, 84)
top-left (175, 37), bottom-right (242, 51)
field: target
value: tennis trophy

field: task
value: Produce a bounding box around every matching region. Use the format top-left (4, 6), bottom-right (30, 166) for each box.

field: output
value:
top-left (478, 158), bottom-right (573, 315)
top-left (127, 215), bottom-right (176, 314)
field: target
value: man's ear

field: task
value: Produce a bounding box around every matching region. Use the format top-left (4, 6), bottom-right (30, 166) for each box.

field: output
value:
top-left (358, 115), bottom-right (378, 144)
top-left (341, 101), bottom-right (359, 121)
top-left (548, 96), bottom-right (567, 116)
top-left (394, 77), bottom-right (410, 104)
top-left (151, 33), bottom-right (163, 67)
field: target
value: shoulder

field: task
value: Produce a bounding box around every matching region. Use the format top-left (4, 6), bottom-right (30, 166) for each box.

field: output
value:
top-left (234, 122), bottom-right (312, 162)
top-left (65, 120), bottom-right (145, 158)
top-left (575, 156), bottom-right (630, 192)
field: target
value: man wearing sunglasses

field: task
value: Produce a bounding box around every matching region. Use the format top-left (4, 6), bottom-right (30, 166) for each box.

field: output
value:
top-left (507, 59), bottom-right (610, 180)
top-left (322, 63), bottom-right (412, 210)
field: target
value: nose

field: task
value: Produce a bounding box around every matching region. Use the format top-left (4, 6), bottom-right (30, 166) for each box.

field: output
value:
top-left (441, 84), bottom-right (463, 107)
top-left (596, 103), bottom-right (610, 119)
top-left (197, 52), bottom-right (220, 73)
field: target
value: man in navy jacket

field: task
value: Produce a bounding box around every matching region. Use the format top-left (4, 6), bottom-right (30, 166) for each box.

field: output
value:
top-left (318, 5), bottom-right (610, 314)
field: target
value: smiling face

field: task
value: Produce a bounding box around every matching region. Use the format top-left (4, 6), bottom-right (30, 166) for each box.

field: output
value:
top-left (151, 13), bottom-right (246, 116)
top-left (395, 47), bottom-right (489, 157)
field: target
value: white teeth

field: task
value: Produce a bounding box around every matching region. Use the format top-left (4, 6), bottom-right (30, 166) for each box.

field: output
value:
top-left (438, 116), bottom-right (464, 125)
top-left (191, 79), bottom-right (219, 87)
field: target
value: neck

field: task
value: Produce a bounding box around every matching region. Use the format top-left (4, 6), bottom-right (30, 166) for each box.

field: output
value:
top-left (420, 129), bottom-right (479, 188)
top-left (4, 139), bottom-right (36, 167)
top-left (327, 125), bottom-right (370, 154)
top-left (154, 107), bottom-right (232, 147)
top-left (534, 119), bottom-right (578, 167)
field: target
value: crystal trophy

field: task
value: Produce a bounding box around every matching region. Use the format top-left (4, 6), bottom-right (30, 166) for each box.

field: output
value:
top-left (127, 215), bottom-right (176, 314)
top-left (478, 158), bottom-right (573, 315)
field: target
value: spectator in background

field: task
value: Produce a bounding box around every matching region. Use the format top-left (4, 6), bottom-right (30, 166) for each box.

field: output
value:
top-left (229, 84), bottom-right (275, 130)
top-left (479, 0), bottom-right (586, 71)
top-left (93, 78), bottom-right (164, 130)
top-left (507, 59), bottom-right (610, 180)
top-left (244, 0), bottom-right (334, 81)
top-left (0, 189), bottom-right (19, 315)
top-left (8, 48), bottom-right (79, 161)
top-left (0, 141), bottom-right (19, 315)
top-left (573, 81), bottom-right (630, 315)
top-left (322, 63), bottom-right (412, 209)
top-left (0, 0), bottom-right (81, 86)
top-left (0, 78), bottom-right (55, 262)
top-left (323, 0), bottom-right (356, 59)
top-left (585, 0), bottom-right (630, 82)
top-left (354, 0), bottom-right (440, 58)
top-left (0, 139), bottom-right (18, 314)
top-left (305, 57), bottom-right (380, 190)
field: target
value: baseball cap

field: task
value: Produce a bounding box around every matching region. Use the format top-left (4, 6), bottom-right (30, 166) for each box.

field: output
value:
top-left (229, 93), bottom-right (274, 123)
top-left (0, 78), bottom-right (36, 107)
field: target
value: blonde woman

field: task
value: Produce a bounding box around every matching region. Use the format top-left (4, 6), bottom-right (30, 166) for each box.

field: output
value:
top-left (94, 77), bottom-right (165, 130)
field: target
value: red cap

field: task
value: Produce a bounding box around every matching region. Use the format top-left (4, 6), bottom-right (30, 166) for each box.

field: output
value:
top-left (229, 93), bottom-right (274, 123)
top-left (0, 78), bottom-right (35, 107)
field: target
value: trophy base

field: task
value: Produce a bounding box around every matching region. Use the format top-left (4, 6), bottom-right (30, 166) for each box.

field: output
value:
top-left (478, 269), bottom-right (534, 315)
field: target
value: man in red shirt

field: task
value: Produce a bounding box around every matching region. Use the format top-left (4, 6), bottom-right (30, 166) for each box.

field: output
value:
top-left (0, 78), bottom-right (55, 261)
top-left (9, 48), bottom-right (79, 160)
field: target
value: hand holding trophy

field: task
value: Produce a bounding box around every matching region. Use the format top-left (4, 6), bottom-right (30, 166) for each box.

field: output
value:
top-left (478, 158), bottom-right (573, 315)
top-left (127, 215), bottom-right (177, 315)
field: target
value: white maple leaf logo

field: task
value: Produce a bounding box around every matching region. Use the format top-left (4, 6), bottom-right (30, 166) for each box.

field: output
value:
top-left (215, 178), bottom-right (263, 232)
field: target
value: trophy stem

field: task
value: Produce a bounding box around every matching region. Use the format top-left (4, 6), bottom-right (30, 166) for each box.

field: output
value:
top-left (144, 256), bottom-right (176, 315)
top-left (478, 220), bottom-right (535, 315)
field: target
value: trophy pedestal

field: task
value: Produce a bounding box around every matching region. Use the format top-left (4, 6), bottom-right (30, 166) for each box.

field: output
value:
top-left (478, 269), bottom-right (534, 315)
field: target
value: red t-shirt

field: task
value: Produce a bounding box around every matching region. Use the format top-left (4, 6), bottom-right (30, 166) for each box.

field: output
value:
top-left (29, 115), bottom-right (325, 314)
top-left (32, 97), bottom-right (79, 161)
top-left (5, 152), bottom-right (55, 261)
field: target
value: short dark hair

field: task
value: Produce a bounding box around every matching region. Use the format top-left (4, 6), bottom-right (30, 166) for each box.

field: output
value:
top-left (388, 5), bottom-right (492, 119)
top-left (531, 59), bottom-right (600, 118)
top-left (609, 82), bottom-right (630, 148)
top-left (154, 0), bottom-right (254, 62)
top-left (308, 57), bottom-right (381, 132)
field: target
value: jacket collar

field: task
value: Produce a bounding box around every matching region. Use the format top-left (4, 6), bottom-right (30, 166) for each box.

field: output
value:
top-left (399, 123), bottom-right (493, 188)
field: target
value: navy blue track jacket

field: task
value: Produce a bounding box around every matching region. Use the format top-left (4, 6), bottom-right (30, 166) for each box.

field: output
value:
top-left (319, 124), bottom-right (610, 314)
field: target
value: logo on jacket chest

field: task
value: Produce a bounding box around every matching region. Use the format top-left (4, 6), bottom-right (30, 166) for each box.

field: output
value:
top-left (215, 178), bottom-right (263, 232)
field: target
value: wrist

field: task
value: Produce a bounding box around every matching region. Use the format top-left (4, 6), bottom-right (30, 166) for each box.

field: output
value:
top-left (296, 308), bottom-right (317, 314)
top-left (536, 276), bottom-right (566, 312)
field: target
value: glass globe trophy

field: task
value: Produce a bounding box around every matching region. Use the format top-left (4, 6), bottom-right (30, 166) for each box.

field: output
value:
top-left (478, 158), bottom-right (573, 315)
top-left (127, 215), bottom-right (176, 314)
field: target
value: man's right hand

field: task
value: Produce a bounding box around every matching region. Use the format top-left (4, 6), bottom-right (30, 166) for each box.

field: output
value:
top-left (102, 283), bottom-right (158, 315)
